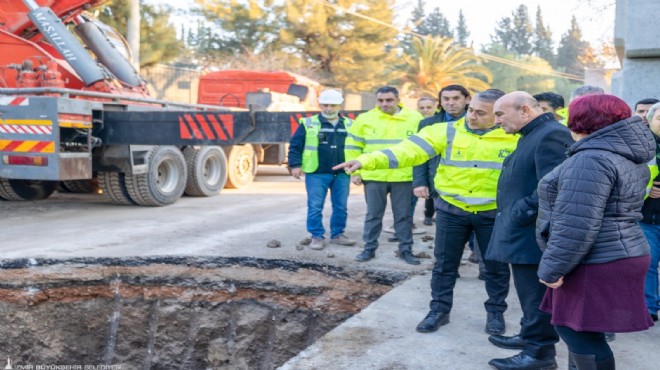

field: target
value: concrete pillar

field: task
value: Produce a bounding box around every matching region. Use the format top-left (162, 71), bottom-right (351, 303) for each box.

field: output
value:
top-left (612, 0), bottom-right (660, 107)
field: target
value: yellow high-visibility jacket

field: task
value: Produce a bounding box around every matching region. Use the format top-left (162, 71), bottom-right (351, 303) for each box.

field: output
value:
top-left (355, 118), bottom-right (520, 212)
top-left (345, 105), bottom-right (423, 182)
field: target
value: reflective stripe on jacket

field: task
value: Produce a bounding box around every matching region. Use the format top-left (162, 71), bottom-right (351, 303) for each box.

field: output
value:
top-left (299, 115), bottom-right (352, 173)
top-left (356, 117), bottom-right (519, 212)
top-left (345, 105), bottom-right (422, 182)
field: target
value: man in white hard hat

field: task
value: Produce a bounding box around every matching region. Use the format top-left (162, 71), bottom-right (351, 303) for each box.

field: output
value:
top-left (288, 89), bottom-right (357, 250)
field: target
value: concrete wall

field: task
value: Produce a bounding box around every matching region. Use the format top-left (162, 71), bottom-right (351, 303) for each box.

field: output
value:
top-left (612, 0), bottom-right (660, 107)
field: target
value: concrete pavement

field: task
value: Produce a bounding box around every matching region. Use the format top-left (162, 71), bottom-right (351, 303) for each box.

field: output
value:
top-left (281, 257), bottom-right (660, 370)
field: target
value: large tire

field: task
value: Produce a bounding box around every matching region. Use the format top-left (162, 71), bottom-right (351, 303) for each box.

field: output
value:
top-left (225, 144), bottom-right (256, 189)
top-left (183, 146), bottom-right (227, 197)
top-left (98, 172), bottom-right (135, 205)
top-left (125, 146), bottom-right (187, 206)
top-left (61, 179), bottom-right (99, 194)
top-left (0, 178), bottom-right (58, 200)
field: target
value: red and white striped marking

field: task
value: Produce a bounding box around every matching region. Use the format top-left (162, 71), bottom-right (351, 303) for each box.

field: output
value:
top-left (0, 125), bottom-right (52, 135)
top-left (0, 97), bottom-right (29, 106)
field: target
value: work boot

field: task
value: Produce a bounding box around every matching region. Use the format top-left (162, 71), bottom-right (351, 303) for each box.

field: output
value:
top-left (399, 251), bottom-right (420, 265)
top-left (355, 250), bottom-right (375, 262)
top-left (488, 353), bottom-right (557, 370)
top-left (309, 237), bottom-right (325, 250)
top-left (485, 311), bottom-right (505, 335)
top-left (423, 216), bottom-right (433, 226)
top-left (416, 311), bottom-right (450, 333)
top-left (330, 234), bottom-right (356, 246)
top-left (488, 334), bottom-right (527, 350)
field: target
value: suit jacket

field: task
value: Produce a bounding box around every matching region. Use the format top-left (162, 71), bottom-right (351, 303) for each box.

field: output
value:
top-left (486, 113), bottom-right (574, 264)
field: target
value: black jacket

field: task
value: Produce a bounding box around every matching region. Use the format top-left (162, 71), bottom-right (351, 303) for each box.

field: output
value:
top-left (641, 133), bottom-right (660, 225)
top-left (486, 113), bottom-right (574, 264)
top-left (412, 110), bottom-right (465, 193)
top-left (536, 116), bottom-right (654, 283)
top-left (287, 114), bottom-right (349, 174)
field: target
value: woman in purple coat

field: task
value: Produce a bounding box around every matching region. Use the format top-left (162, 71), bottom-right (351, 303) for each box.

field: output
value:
top-left (536, 94), bottom-right (655, 370)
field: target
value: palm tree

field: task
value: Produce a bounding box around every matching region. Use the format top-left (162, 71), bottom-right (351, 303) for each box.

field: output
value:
top-left (400, 37), bottom-right (492, 97)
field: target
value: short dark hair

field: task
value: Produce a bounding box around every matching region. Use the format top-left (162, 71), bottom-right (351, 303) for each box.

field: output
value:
top-left (533, 92), bottom-right (565, 110)
top-left (475, 89), bottom-right (505, 103)
top-left (568, 94), bottom-right (631, 135)
top-left (635, 98), bottom-right (659, 110)
top-left (439, 84), bottom-right (470, 100)
top-left (376, 86), bottom-right (399, 98)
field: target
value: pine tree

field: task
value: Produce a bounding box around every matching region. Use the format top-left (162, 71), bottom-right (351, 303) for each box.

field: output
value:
top-left (491, 17), bottom-right (514, 52)
top-left (556, 16), bottom-right (591, 76)
top-left (491, 5), bottom-right (534, 55)
top-left (455, 9), bottom-right (470, 47)
top-left (423, 7), bottom-right (452, 38)
top-left (96, 0), bottom-right (183, 67)
top-left (401, 0), bottom-right (427, 54)
top-left (279, 0), bottom-right (399, 91)
top-left (510, 5), bottom-right (534, 55)
top-left (533, 6), bottom-right (555, 64)
top-left (193, 0), bottom-right (279, 58)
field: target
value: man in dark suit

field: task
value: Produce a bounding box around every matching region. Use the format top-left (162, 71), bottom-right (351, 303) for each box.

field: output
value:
top-left (486, 91), bottom-right (574, 370)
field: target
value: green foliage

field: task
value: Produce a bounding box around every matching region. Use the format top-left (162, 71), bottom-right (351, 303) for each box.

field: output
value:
top-left (96, 0), bottom-right (183, 67)
top-left (556, 16), bottom-right (591, 75)
top-left (191, 0), bottom-right (279, 58)
top-left (400, 37), bottom-right (492, 97)
top-left (279, 0), bottom-right (399, 91)
top-left (424, 8), bottom-right (452, 39)
top-left (483, 45), bottom-right (555, 93)
top-left (532, 6), bottom-right (554, 64)
top-left (455, 10), bottom-right (470, 47)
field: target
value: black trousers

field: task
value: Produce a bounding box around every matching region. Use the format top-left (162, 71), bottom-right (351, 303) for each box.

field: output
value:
top-left (511, 264), bottom-right (559, 359)
top-left (424, 197), bottom-right (435, 218)
top-left (429, 208), bottom-right (510, 314)
top-left (555, 325), bottom-right (612, 362)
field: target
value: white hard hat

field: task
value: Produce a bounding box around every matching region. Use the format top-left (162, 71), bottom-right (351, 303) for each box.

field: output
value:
top-left (318, 89), bottom-right (344, 104)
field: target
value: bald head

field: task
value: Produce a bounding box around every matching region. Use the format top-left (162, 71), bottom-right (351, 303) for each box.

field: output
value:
top-left (494, 91), bottom-right (544, 134)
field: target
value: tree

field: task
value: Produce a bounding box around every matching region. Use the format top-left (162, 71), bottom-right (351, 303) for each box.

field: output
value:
top-left (192, 0), bottom-right (279, 58)
top-left (491, 5), bottom-right (534, 55)
top-left (279, 0), bottom-right (399, 91)
top-left (399, 37), bottom-right (492, 97)
top-left (401, 0), bottom-right (427, 54)
top-left (455, 9), bottom-right (470, 47)
top-left (423, 7), bottom-right (452, 38)
top-left (96, 0), bottom-right (183, 67)
top-left (556, 16), bottom-right (591, 76)
top-left (532, 6), bottom-right (554, 64)
top-left (482, 44), bottom-right (557, 94)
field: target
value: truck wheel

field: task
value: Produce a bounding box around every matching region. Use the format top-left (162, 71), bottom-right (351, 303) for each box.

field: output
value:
top-left (0, 179), bottom-right (58, 200)
top-left (61, 179), bottom-right (99, 193)
top-left (98, 172), bottom-right (135, 205)
top-left (225, 144), bottom-right (256, 189)
top-left (183, 146), bottom-right (227, 197)
top-left (125, 146), bottom-right (187, 206)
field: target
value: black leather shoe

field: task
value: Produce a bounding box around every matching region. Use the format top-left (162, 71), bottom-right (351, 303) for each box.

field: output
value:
top-left (485, 312), bottom-right (505, 335)
top-left (400, 251), bottom-right (420, 265)
top-left (416, 311), bottom-right (450, 333)
top-left (488, 353), bottom-right (557, 370)
top-left (355, 250), bottom-right (375, 262)
top-left (388, 235), bottom-right (399, 242)
top-left (488, 334), bottom-right (527, 350)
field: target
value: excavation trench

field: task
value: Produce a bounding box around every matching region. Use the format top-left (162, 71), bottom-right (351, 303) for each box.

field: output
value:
top-left (0, 257), bottom-right (408, 369)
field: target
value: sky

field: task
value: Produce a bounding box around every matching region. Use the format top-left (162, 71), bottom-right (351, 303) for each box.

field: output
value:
top-left (147, 0), bottom-right (616, 49)
top-left (393, 0), bottom-right (616, 48)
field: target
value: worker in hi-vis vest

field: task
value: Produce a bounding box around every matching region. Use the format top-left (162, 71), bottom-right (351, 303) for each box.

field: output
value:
top-left (336, 89), bottom-right (519, 336)
top-left (344, 86), bottom-right (424, 265)
top-left (288, 89), bottom-right (357, 250)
